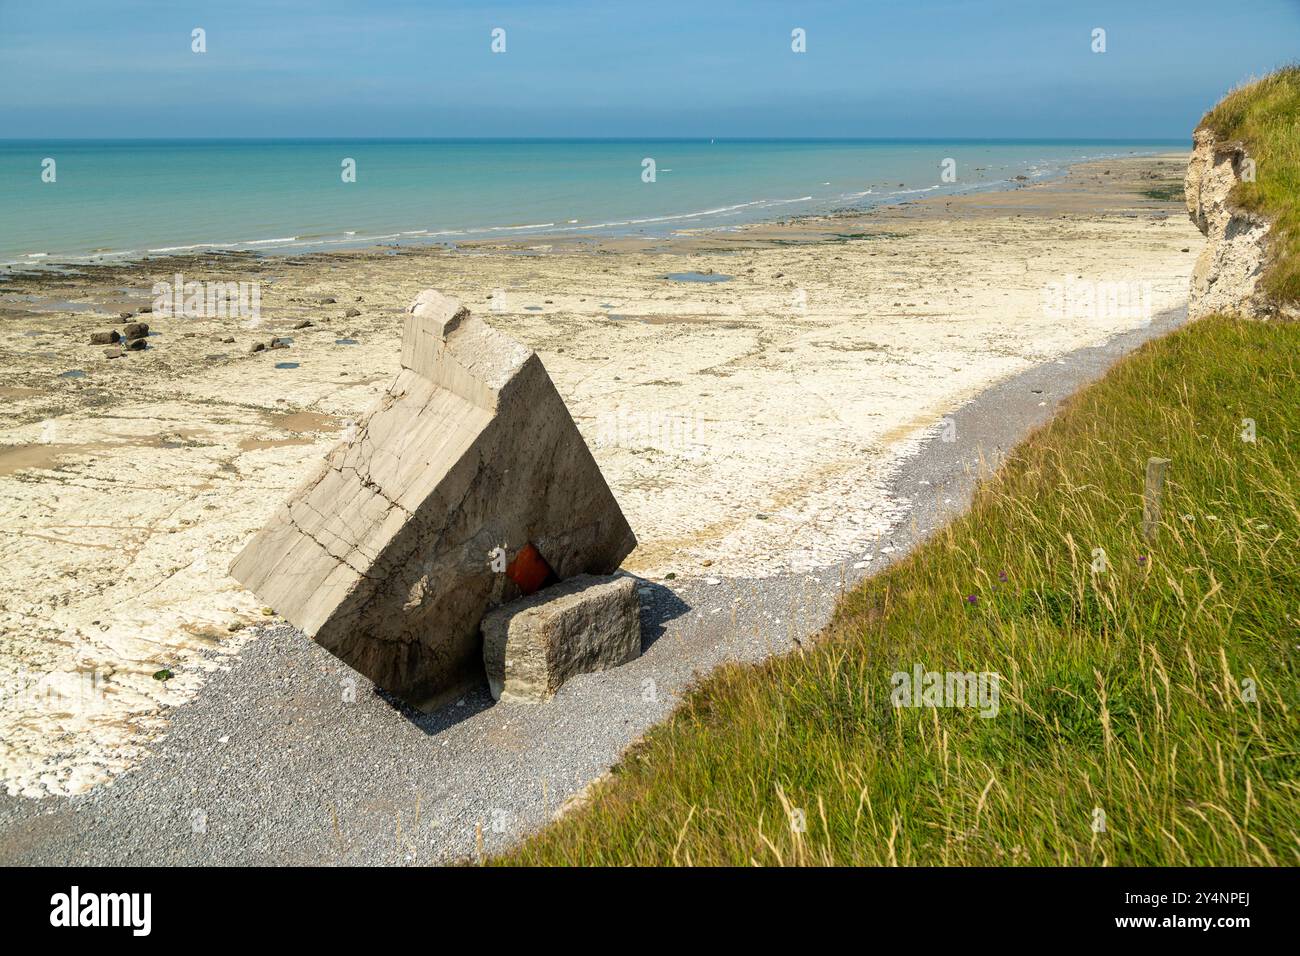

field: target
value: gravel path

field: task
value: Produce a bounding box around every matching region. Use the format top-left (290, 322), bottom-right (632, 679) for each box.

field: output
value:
top-left (0, 305), bottom-right (1187, 865)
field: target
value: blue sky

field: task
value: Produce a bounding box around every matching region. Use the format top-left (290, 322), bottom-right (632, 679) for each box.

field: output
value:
top-left (1, 0), bottom-right (1296, 138)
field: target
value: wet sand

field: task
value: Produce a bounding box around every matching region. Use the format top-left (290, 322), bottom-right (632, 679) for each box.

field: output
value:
top-left (0, 154), bottom-right (1198, 798)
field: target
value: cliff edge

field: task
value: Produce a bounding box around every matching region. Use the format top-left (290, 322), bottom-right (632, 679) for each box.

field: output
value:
top-left (1185, 130), bottom-right (1280, 319)
top-left (1185, 69), bottom-right (1300, 322)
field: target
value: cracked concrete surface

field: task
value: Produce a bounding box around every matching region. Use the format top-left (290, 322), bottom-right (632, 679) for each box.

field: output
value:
top-left (231, 297), bottom-right (636, 707)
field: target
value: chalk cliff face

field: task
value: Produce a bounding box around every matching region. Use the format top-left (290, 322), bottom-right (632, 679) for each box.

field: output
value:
top-left (1185, 128), bottom-right (1294, 320)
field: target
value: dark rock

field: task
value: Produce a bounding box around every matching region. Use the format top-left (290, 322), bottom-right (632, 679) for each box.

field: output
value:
top-left (319, 297), bottom-right (336, 304)
top-left (344, 308), bottom-right (361, 318)
top-left (249, 342), bottom-right (266, 353)
top-left (89, 330), bottom-right (120, 345)
top-left (124, 338), bottom-right (147, 351)
top-left (123, 322), bottom-right (149, 340)
top-left (293, 320), bottom-right (313, 329)
top-left (103, 348), bottom-right (125, 359)
top-left (138, 305), bottom-right (152, 314)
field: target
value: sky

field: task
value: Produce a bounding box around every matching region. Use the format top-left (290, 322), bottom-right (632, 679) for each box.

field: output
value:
top-left (0, 0), bottom-right (1297, 139)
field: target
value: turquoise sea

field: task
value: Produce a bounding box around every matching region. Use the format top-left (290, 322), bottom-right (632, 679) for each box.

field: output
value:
top-left (0, 139), bottom-right (1183, 266)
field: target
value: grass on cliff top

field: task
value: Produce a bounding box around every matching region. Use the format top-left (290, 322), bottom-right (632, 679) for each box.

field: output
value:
top-left (1199, 65), bottom-right (1300, 306)
top-left (500, 315), bottom-right (1300, 866)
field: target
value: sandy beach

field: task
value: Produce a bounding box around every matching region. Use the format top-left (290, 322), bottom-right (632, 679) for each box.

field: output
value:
top-left (0, 153), bottom-right (1199, 799)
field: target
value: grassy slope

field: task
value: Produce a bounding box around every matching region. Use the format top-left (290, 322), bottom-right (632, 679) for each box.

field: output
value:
top-left (1199, 66), bottom-right (1300, 306)
top-left (504, 315), bottom-right (1299, 866)
top-left (501, 72), bottom-right (1300, 866)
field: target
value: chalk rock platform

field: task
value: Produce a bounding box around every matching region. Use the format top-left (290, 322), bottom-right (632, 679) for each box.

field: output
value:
top-left (482, 574), bottom-right (642, 702)
top-left (230, 291), bottom-right (636, 706)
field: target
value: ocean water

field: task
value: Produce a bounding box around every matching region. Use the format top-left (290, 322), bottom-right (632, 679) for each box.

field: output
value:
top-left (0, 139), bottom-right (1182, 266)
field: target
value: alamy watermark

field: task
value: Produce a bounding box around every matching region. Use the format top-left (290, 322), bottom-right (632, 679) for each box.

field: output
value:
top-left (50, 886), bottom-right (151, 936)
top-left (891, 664), bottom-right (1000, 718)
top-left (592, 407), bottom-right (708, 458)
top-left (1, 665), bottom-right (108, 712)
top-left (1040, 276), bottom-right (1155, 323)
top-left (151, 272), bottom-right (262, 323)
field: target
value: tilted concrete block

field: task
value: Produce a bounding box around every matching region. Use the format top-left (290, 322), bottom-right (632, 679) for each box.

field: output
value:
top-left (230, 291), bottom-right (637, 707)
top-left (482, 574), bottom-right (642, 702)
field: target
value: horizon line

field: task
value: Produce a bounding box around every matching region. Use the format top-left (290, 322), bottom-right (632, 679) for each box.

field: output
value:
top-left (0, 135), bottom-right (1190, 144)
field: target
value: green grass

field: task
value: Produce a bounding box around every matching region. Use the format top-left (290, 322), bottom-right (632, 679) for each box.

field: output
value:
top-left (1199, 66), bottom-right (1300, 306)
top-left (1141, 183), bottom-right (1185, 203)
top-left (502, 315), bottom-right (1300, 865)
